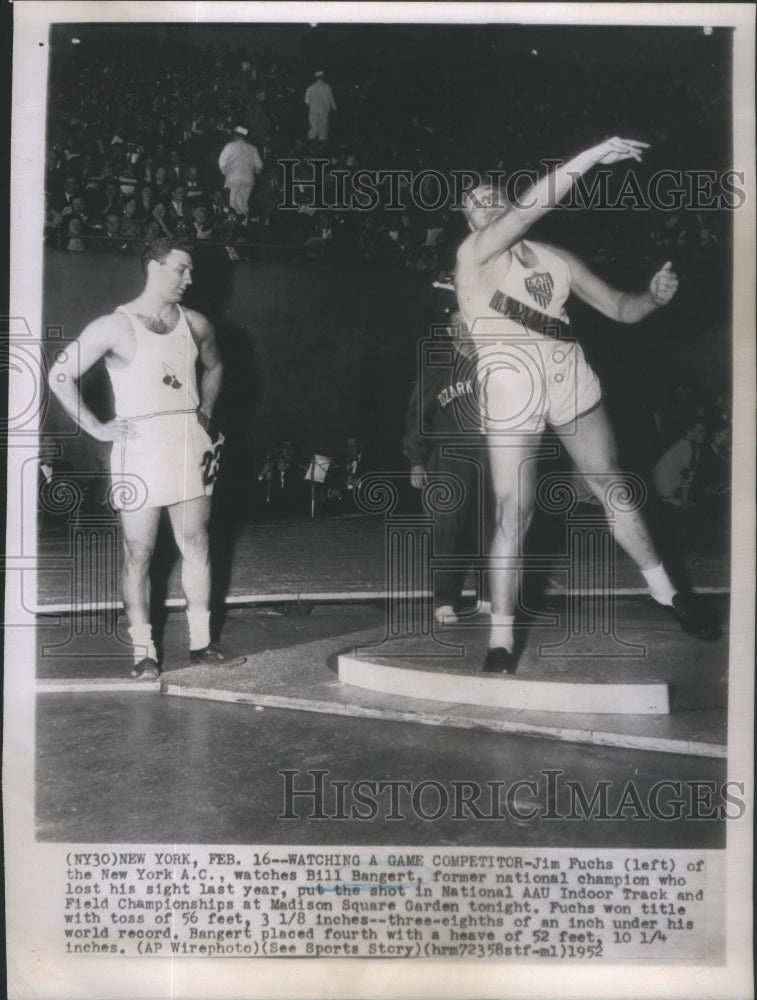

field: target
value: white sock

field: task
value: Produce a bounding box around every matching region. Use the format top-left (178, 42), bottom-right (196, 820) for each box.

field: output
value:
top-left (187, 609), bottom-right (211, 651)
top-left (128, 623), bottom-right (157, 664)
top-left (489, 614), bottom-right (515, 651)
top-left (641, 563), bottom-right (676, 606)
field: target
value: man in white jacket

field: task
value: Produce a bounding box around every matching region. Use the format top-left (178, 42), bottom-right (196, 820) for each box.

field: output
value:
top-left (304, 70), bottom-right (336, 142)
top-left (218, 126), bottom-right (263, 223)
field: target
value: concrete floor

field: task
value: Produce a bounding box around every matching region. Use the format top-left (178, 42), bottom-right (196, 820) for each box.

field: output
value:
top-left (36, 692), bottom-right (726, 849)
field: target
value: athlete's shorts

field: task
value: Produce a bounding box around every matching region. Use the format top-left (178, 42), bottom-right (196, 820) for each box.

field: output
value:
top-left (109, 411), bottom-right (223, 511)
top-left (475, 335), bottom-right (602, 434)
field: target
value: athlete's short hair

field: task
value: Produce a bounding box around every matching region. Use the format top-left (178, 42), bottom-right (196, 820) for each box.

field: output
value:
top-left (461, 183), bottom-right (509, 216)
top-left (141, 237), bottom-right (194, 274)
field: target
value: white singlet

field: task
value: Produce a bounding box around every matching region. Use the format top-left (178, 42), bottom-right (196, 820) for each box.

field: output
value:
top-left (106, 306), bottom-right (221, 510)
top-left (460, 240), bottom-right (602, 433)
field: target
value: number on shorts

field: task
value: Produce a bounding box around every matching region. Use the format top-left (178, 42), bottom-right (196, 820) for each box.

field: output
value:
top-left (201, 439), bottom-right (224, 487)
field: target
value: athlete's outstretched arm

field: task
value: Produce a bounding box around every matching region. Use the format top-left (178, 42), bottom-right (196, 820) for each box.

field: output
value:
top-left (556, 247), bottom-right (679, 323)
top-left (48, 314), bottom-right (138, 442)
top-left (186, 310), bottom-right (223, 426)
top-left (459, 137), bottom-right (649, 266)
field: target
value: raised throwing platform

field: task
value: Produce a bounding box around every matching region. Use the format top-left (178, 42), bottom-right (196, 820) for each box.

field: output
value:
top-left (337, 653), bottom-right (671, 715)
top-left (35, 598), bottom-right (728, 758)
top-left (155, 597), bottom-right (728, 758)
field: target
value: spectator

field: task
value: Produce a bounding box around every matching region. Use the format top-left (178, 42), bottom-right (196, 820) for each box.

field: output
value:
top-left (65, 216), bottom-right (87, 252)
top-left (120, 195), bottom-right (142, 241)
top-left (218, 125), bottom-right (263, 225)
top-left (304, 69), bottom-right (336, 142)
top-left (189, 203), bottom-right (215, 241)
top-left (652, 419), bottom-right (708, 509)
top-left (167, 149), bottom-right (186, 186)
top-left (153, 165), bottom-right (171, 200)
top-left (257, 439), bottom-right (306, 516)
top-left (90, 211), bottom-right (128, 252)
top-left (184, 164), bottom-right (206, 206)
top-left (167, 183), bottom-right (188, 228)
top-left (151, 201), bottom-right (175, 238)
top-left (324, 435), bottom-right (367, 511)
top-left (136, 184), bottom-right (156, 223)
top-left (52, 173), bottom-right (79, 214)
top-left (97, 181), bottom-right (122, 221)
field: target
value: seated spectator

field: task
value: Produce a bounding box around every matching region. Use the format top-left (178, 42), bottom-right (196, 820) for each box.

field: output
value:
top-left (257, 439), bottom-right (307, 516)
top-left (207, 188), bottom-right (228, 229)
top-left (97, 180), bottom-right (121, 221)
top-left (65, 216), bottom-right (87, 252)
top-left (135, 183), bottom-right (156, 222)
top-left (168, 183), bottom-right (188, 228)
top-left (652, 419), bottom-right (708, 509)
top-left (189, 203), bottom-right (215, 240)
top-left (142, 219), bottom-right (164, 244)
top-left (140, 156), bottom-right (156, 184)
top-left (153, 165), bottom-right (171, 199)
top-left (184, 164), bottom-right (206, 205)
top-left (167, 148), bottom-right (186, 187)
top-left (120, 195), bottom-right (142, 242)
top-left (324, 435), bottom-right (367, 511)
top-left (69, 194), bottom-right (94, 234)
top-left (90, 211), bottom-right (129, 252)
top-left (151, 201), bottom-right (175, 237)
top-left (52, 172), bottom-right (79, 214)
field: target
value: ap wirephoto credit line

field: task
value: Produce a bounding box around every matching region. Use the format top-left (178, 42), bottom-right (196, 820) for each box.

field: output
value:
top-left (4, 3), bottom-right (755, 999)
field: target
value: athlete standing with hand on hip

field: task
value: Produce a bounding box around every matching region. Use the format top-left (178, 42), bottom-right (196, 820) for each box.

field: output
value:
top-left (455, 138), bottom-right (720, 674)
top-left (49, 238), bottom-right (233, 678)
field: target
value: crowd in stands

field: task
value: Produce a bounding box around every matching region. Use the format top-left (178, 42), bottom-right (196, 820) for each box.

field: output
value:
top-left (43, 24), bottom-right (731, 274)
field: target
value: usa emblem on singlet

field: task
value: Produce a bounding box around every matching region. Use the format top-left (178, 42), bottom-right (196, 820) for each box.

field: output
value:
top-left (525, 272), bottom-right (554, 310)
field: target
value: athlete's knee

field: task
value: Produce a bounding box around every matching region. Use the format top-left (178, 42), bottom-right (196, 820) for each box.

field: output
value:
top-left (122, 538), bottom-right (155, 572)
top-left (580, 463), bottom-right (625, 502)
top-left (180, 525), bottom-right (210, 559)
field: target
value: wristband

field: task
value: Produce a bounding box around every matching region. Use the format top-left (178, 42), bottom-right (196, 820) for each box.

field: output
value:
top-left (197, 408), bottom-right (211, 433)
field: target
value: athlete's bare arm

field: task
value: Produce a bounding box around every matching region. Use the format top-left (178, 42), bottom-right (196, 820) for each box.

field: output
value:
top-left (185, 309), bottom-right (223, 427)
top-left (48, 312), bottom-right (139, 442)
top-left (458, 137), bottom-right (649, 267)
top-left (552, 246), bottom-right (679, 323)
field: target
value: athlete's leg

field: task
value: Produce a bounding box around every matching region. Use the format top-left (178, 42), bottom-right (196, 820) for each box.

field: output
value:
top-left (553, 403), bottom-right (659, 571)
top-left (554, 403), bottom-right (721, 639)
top-left (488, 433), bottom-right (541, 651)
top-left (167, 495), bottom-right (218, 653)
top-left (119, 506), bottom-right (162, 626)
top-left (167, 496), bottom-right (212, 611)
top-left (120, 505), bottom-right (162, 672)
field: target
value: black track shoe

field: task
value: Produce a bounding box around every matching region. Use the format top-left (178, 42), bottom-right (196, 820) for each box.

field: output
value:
top-left (189, 642), bottom-right (249, 667)
top-left (482, 647), bottom-right (517, 675)
top-left (654, 593), bottom-right (722, 641)
top-left (130, 657), bottom-right (161, 680)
